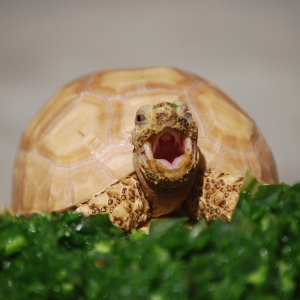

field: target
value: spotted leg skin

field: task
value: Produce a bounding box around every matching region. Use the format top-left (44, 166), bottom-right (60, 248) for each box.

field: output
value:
top-left (75, 172), bottom-right (151, 233)
top-left (182, 171), bottom-right (244, 222)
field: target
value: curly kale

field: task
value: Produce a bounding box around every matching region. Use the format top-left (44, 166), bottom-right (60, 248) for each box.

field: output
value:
top-left (1, 173), bottom-right (300, 299)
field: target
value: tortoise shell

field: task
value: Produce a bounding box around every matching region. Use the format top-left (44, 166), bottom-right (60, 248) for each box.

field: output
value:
top-left (12, 67), bottom-right (278, 214)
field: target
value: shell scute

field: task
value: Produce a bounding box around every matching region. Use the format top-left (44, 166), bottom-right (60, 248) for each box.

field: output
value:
top-left (37, 93), bottom-right (110, 165)
top-left (189, 83), bottom-right (257, 151)
top-left (89, 67), bottom-right (196, 97)
top-left (21, 76), bottom-right (88, 153)
top-left (217, 148), bottom-right (250, 177)
top-left (197, 138), bottom-right (221, 171)
top-left (68, 159), bottom-right (110, 206)
top-left (252, 135), bottom-right (278, 183)
top-left (98, 145), bottom-right (133, 179)
top-left (19, 152), bottom-right (54, 213)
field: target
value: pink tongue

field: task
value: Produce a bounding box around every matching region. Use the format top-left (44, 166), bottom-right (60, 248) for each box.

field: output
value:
top-left (152, 132), bottom-right (184, 169)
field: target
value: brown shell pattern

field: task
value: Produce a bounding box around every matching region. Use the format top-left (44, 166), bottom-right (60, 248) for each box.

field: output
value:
top-left (12, 67), bottom-right (278, 214)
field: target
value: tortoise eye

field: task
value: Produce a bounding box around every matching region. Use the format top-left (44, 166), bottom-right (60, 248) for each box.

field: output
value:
top-left (183, 111), bottom-right (193, 122)
top-left (135, 113), bottom-right (147, 125)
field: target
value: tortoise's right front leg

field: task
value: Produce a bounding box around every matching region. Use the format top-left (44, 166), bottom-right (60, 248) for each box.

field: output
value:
top-left (76, 172), bottom-right (151, 233)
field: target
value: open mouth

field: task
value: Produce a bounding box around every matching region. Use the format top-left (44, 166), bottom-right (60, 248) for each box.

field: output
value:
top-left (141, 128), bottom-right (192, 169)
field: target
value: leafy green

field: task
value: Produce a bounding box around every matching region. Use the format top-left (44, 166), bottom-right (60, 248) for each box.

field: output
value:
top-left (1, 174), bottom-right (300, 299)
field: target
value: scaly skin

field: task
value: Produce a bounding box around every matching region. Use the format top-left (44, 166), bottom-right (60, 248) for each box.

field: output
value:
top-left (76, 101), bottom-right (244, 233)
top-left (131, 101), bottom-right (199, 217)
top-left (76, 172), bottom-right (151, 233)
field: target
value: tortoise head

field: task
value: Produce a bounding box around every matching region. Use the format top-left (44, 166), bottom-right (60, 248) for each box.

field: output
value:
top-left (131, 101), bottom-right (200, 217)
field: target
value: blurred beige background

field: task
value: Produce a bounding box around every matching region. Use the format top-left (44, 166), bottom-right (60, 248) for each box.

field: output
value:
top-left (1, 1), bottom-right (299, 208)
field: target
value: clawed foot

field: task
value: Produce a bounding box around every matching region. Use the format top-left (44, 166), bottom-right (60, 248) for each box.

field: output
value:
top-left (76, 173), bottom-right (151, 233)
top-left (182, 171), bottom-right (244, 222)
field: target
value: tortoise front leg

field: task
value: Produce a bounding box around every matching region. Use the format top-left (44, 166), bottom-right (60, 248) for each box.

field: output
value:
top-left (182, 171), bottom-right (244, 222)
top-left (75, 172), bottom-right (151, 233)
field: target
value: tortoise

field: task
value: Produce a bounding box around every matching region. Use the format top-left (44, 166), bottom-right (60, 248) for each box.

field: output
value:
top-left (11, 67), bottom-right (278, 232)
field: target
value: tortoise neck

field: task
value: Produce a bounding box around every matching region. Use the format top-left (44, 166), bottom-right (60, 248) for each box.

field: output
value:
top-left (133, 151), bottom-right (198, 217)
top-left (143, 177), bottom-right (196, 217)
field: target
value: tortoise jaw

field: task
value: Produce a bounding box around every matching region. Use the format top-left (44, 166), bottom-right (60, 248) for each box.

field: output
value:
top-left (141, 127), bottom-right (192, 170)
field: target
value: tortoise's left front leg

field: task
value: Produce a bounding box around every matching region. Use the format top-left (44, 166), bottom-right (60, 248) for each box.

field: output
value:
top-left (182, 171), bottom-right (244, 222)
top-left (75, 172), bottom-right (151, 233)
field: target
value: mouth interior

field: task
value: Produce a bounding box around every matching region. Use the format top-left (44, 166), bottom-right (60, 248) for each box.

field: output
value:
top-left (149, 128), bottom-right (186, 169)
top-left (153, 132), bottom-right (184, 162)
